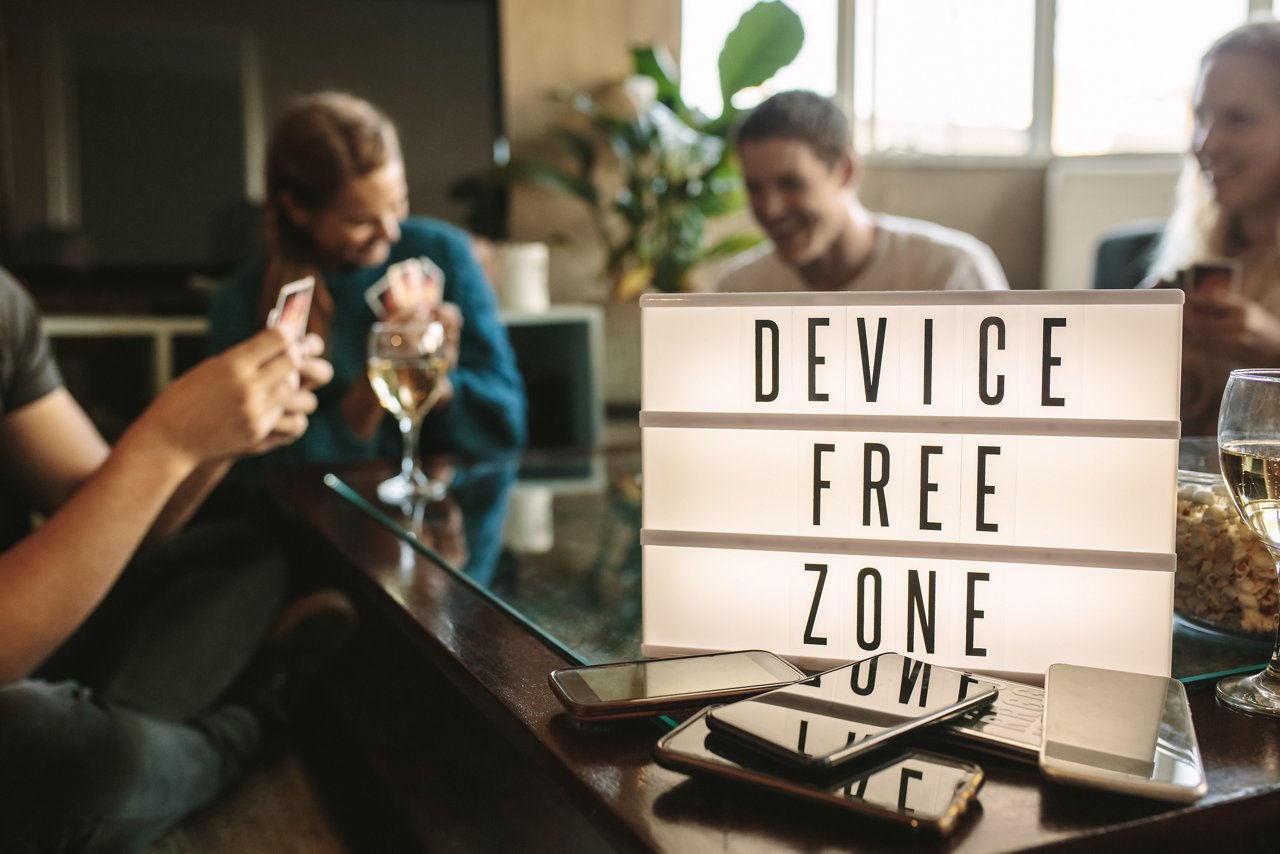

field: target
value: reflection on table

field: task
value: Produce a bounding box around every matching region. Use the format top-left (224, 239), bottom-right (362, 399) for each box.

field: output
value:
top-left (324, 446), bottom-right (1268, 684)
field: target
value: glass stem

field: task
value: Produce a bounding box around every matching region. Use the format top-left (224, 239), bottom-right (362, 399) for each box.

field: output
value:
top-left (1268, 559), bottom-right (1280, 681)
top-left (399, 415), bottom-right (422, 481)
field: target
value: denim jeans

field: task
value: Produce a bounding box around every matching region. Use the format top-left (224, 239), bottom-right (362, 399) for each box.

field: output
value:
top-left (0, 520), bottom-right (285, 853)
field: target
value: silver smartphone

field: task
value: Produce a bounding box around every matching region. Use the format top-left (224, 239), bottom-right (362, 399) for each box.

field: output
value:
top-left (935, 674), bottom-right (1044, 764)
top-left (548, 650), bottom-right (804, 720)
top-left (1039, 663), bottom-right (1207, 803)
top-left (655, 708), bottom-right (984, 836)
top-left (704, 652), bottom-right (999, 772)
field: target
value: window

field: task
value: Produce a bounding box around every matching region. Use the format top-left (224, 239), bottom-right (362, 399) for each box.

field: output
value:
top-left (1053, 0), bottom-right (1248, 155)
top-left (680, 0), bottom-right (837, 118)
top-left (681, 0), bottom-right (1265, 158)
top-left (852, 0), bottom-right (1033, 156)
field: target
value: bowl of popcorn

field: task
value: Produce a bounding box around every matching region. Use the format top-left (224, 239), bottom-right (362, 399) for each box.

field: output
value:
top-left (1175, 439), bottom-right (1278, 640)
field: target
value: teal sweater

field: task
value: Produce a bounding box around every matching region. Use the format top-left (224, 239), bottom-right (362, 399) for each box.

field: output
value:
top-left (209, 218), bottom-right (527, 465)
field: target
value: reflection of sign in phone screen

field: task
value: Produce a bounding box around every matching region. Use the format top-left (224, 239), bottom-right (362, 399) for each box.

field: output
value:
top-left (708, 653), bottom-right (997, 767)
top-left (654, 710), bottom-right (985, 834)
top-left (577, 654), bottom-right (789, 701)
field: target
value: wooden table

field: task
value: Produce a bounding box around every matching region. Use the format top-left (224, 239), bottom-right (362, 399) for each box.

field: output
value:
top-left (269, 457), bottom-right (1280, 852)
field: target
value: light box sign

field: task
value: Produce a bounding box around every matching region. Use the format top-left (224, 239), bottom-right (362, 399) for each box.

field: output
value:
top-left (639, 291), bottom-right (1183, 682)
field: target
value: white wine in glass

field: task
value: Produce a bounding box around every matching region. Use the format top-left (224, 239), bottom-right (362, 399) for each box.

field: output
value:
top-left (1217, 369), bottom-right (1280, 716)
top-left (367, 320), bottom-right (449, 503)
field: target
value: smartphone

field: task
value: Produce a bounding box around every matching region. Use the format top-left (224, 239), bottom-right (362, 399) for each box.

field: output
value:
top-left (1039, 663), bottom-right (1206, 803)
top-left (934, 675), bottom-right (1044, 764)
top-left (548, 650), bottom-right (804, 720)
top-left (655, 708), bottom-right (984, 835)
top-left (705, 652), bottom-right (999, 773)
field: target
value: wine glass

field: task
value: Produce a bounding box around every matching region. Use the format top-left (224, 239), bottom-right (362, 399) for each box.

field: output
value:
top-left (366, 320), bottom-right (449, 504)
top-left (1216, 368), bottom-right (1280, 716)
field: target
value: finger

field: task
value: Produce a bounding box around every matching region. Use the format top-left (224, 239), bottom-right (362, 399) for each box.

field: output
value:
top-left (282, 389), bottom-right (319, 416)
top-left (299, 358), bottom-right (335, 391)
top-left (299, 332), bottom-right (327, 357)
top-left (270, 412), bottom-right (311, 441)
top-left (232, 327), bottom-right (293, 366)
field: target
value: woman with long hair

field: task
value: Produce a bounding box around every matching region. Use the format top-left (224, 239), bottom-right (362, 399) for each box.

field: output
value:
top-left (1150, 19), bottom-right (1280, 434)
top-left (211, 92), bottom-right (525, 466)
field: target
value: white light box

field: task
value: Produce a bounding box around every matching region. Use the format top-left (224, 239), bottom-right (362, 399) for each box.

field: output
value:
top-left (640, 290), bottom-right (1183, 681)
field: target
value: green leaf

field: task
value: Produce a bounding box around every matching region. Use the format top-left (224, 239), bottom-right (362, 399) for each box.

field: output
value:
top-left (698, 232), bottom-right (764, 264)
top-left (718, 1), bottom-right (804, 111)
top-left (632, 45), bottom-right (684, 112)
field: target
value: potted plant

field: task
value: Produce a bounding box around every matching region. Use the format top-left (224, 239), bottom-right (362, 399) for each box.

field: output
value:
top-left (452, 0), bottom-right (804, 300)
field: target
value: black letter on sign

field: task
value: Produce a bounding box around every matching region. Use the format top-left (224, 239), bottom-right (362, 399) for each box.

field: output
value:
top-left (976, 445), bottom-right (1001, 533)
top-left (803, 564), bottom-right (829, 646)
top-left (922, 318), bottom-right (934, 405)
top-left (978, 316), bottom-right (1006, 405)
top-left (755, 319), bottom-right (779, 402)
top-left (919, 445), bottom-right (943, 531)
top-left (906, 569), bottom-right (936, 654)
top-left (1042, 317), bottom-right (1067, 407)
top-left (809, 317), bottom-right (830, 401)
top-left (850, 655), bottom-right (880, 696)
top-left (958, 673), bottom-right (981, 700)
top-left (856, 567), bottom-right (883, 651)
top-left (966, 572), bottom-right (989, 657)
top-left (898, 767), bottom-right (924, 812)
top-left (813, 443), bottom-right (835, 526)
top-left (857, 317), bottom-right (887, 402)
top-left (863, 443), bottom-right (891, 527)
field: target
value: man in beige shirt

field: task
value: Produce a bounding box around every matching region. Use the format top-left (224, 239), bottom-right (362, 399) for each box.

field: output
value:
top-left (719, 90), bottom-right (1008, 293)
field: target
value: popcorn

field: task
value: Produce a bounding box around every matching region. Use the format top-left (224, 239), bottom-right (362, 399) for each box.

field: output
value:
top-left (1175, 473), bottom-right (1279, 636)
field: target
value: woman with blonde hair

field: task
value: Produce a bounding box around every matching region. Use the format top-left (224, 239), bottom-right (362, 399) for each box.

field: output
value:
top-left (1151, 18), bottom-right (1280, 434)
top-left (211, 92), bottom-right (525, 466)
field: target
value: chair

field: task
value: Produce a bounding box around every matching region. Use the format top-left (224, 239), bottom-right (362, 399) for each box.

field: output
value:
top-left (1092, 219), bottom-right (1166, 289)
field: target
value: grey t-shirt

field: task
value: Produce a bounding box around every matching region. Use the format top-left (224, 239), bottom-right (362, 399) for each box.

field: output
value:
top-left (718, 213), bottom-right (1009, 293)
top-left (0, 267), bottom-right (64, 550)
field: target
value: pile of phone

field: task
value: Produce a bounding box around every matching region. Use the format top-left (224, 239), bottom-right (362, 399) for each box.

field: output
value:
top-left (548, 650), bottom-right (1207, 835)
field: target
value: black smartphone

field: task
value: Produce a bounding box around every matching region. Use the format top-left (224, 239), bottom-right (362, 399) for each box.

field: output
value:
top-left (548, 649), bottom-right (804, 720)
top-left (655, 708), bottom-right (984, 835)
top-left (933, 674), bottom-right (1044, 764)
top-left (705, 652), bottom-right (999, 772)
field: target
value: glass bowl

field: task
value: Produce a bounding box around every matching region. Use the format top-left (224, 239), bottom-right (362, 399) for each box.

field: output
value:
top-left (1174, 441), bottom-right (1278, 641)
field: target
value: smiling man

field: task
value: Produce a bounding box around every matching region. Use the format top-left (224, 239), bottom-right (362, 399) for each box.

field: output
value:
top-left (718, 90), bottom-right (1009, 293)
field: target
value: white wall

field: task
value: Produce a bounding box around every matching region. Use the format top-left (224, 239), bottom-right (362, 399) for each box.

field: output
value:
top-left (1042, 155), bottom-right (1182, 290)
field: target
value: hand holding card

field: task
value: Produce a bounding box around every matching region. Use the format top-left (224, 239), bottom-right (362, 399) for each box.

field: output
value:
top-left (364, 257), bottom-right (444, 317)
top-left (267, 276), bottom-right (315, 341)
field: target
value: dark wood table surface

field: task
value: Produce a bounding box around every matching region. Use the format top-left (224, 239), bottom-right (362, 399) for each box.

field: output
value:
top-left (269, 461), bottom-right (1280, 852)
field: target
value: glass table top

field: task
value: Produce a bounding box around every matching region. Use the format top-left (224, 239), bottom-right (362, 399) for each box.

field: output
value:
top-left (325, 445), bottom-right (1272, 685)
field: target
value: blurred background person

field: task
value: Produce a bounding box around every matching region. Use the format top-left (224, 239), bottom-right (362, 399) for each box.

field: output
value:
top-left (718, 90), bottom-right (1008, 293)
top-left (1149, 18), bottom-right (1280, 435)
top-left (211, 92), bottom-right (526, 474)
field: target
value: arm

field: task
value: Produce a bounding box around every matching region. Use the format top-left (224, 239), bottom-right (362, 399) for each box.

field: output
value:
top-left (0, 329), bottom-right (322, 682)
top-left (420, 233), bottom-right (527, 456)
top-left (1185, 291), bottom-right (1280, 365)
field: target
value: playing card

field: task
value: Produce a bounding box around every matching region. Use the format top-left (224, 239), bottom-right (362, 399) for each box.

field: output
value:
top-left (364, 257), bottom-right (444, 317)
top-left (268, 276), bottom-right (315, 341)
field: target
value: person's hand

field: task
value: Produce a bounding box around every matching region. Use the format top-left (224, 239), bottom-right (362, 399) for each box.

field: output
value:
top-left (384, 301), bottom-right (462, 409)
top-left (297, 332), bottom-right (335, 392)
top-left (1184, 290), bottom-right (1280, 365)
top-left (132, 328), bottom-right (326, 466)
